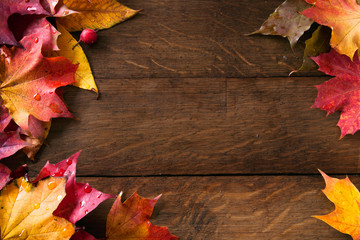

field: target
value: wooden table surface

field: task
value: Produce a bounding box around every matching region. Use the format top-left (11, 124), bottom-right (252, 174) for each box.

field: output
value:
top-left (4, 0), bottom-right (359, 239)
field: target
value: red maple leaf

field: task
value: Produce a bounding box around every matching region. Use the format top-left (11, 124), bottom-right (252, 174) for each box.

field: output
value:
top-left (312, 49), bottom-right (360, 137)
top-left (22, 18), bottom-right (61, 53)
top-left (0, 29), bottom-right (77, 134)
top-left (32, 151), bottom-right (115, 224)
top-left (0, 0), bottom-right (48, 46)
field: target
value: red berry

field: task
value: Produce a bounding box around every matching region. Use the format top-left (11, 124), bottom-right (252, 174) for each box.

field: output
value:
top-left (80, 29), bottom-right (97, 45)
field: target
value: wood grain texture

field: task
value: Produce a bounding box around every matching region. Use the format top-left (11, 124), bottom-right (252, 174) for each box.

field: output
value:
top-left (80, 0), bottom-right (322, 79)
top-left (73, 175), bottom-right (351, 240)
top-left (5, 76), bottom-right (359, 175)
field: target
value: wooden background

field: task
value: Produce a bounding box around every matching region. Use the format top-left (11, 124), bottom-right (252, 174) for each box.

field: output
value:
top-left (4, 0), bottom-right (359, 239)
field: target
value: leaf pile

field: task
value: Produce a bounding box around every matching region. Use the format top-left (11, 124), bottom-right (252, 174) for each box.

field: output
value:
top-left (252, 0), bottom-right (360, 137)
top-left (0, 152), bottom-right (178, 239)
top-left (0, 0), bottom-right (140, 160)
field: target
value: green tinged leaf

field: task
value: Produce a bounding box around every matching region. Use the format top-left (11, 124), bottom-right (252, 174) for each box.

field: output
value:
top-left (298, 25), bottom-right (331, 72)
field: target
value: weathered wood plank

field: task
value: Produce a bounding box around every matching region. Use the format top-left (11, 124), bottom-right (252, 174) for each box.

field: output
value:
top-left (5, 76), bottom-right (360, 175)
top-left (83, 0), bottom-right (319, 79)
top-left (73, 175), bottom-right (351, 239)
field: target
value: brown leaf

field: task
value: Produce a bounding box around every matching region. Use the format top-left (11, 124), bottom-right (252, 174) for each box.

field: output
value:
top-left (252, 0), bottom-right (313, 48)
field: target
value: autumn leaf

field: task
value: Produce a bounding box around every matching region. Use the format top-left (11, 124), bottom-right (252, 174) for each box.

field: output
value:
top-left (302, 0), bottom-right (360, 59)
top-left (296, 25), bottom-right (331, 72)
top-left (0, 164), bottom-right (28, 191)
top-left (312, 49), bottom-right (360, 137)
top-left (70, 230), bottom-right (98, 240)
top-left (21, 115), bottom-right (51, 159)
top-left (315, 170), bottom-right (360, 239)
top-left (33, 151), bottom-right (115, 224)
top-left (0, 131), bottom-right (30, 160)
top-left (0, 31), bottom-right (77, 134)
top-left (105, 192), bottom-right (178, 240)
top-left (22, 18), bottom-right (61, 53)
top-left (0, 104), bottom-right (12, 132)
top-left (0, 104), bottom-right (31, 159)
top-left (0, 101), bottom-right (50, 160)
top-left (0, 0), bottom-right (48, 46)
top-left (0, 152), bottom-right (114, 239)
top-left (252, 0), bottom-right (313, 48)
top-left (0, 176), bottom-right (75, 239)
top-left (0, 152), bottom-right (177, 239)
top-left (54, 23), bottom-right (98, 93)
top-left (40, 0), bottom-right (77, 16)
top-left (71, 192), bottom-right (179, 240)
top-left (0, 163), bottom-right (11, 190)
top-left (56, 0), bottom-right (140, 32)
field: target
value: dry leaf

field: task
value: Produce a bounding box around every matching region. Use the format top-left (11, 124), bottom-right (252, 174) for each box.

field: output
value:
top-left (252, 0), bottom-right (313, 47)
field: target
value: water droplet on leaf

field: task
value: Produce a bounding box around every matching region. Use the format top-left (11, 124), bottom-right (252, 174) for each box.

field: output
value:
top-left (84, 184), bottom-right (92, 193)
top-left (52, 167), bottom-right (65, 177)
top-left (47, 181), bottom-right (57, 190)
top-left (33, 93), bottom-right (41, 101)
top-left (19, 229), bottom-right (25, 237)
top-left (27, 6), bottom-right (37, 11)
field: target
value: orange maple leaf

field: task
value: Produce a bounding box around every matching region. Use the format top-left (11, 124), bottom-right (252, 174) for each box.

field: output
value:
top-left (315, 170), bottom-right (360, 239)
top-left (302, 0), bottom-right (360, 59)
top-left (106, 192), bottom-right (179, 240)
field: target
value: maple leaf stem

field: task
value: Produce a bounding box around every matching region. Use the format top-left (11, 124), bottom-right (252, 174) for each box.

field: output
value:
top-left (72, 40), bottom-right (81, 50)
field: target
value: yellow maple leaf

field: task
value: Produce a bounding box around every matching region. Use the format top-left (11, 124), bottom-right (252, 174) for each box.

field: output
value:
top-left (54, 23), bottom-right (98, 93)
top-left (315, 170), bottom-right (360, 239)
top-left (0, 177), bottom-right (74, 239)
top-left (56, 0), bottom-right (140, 32)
